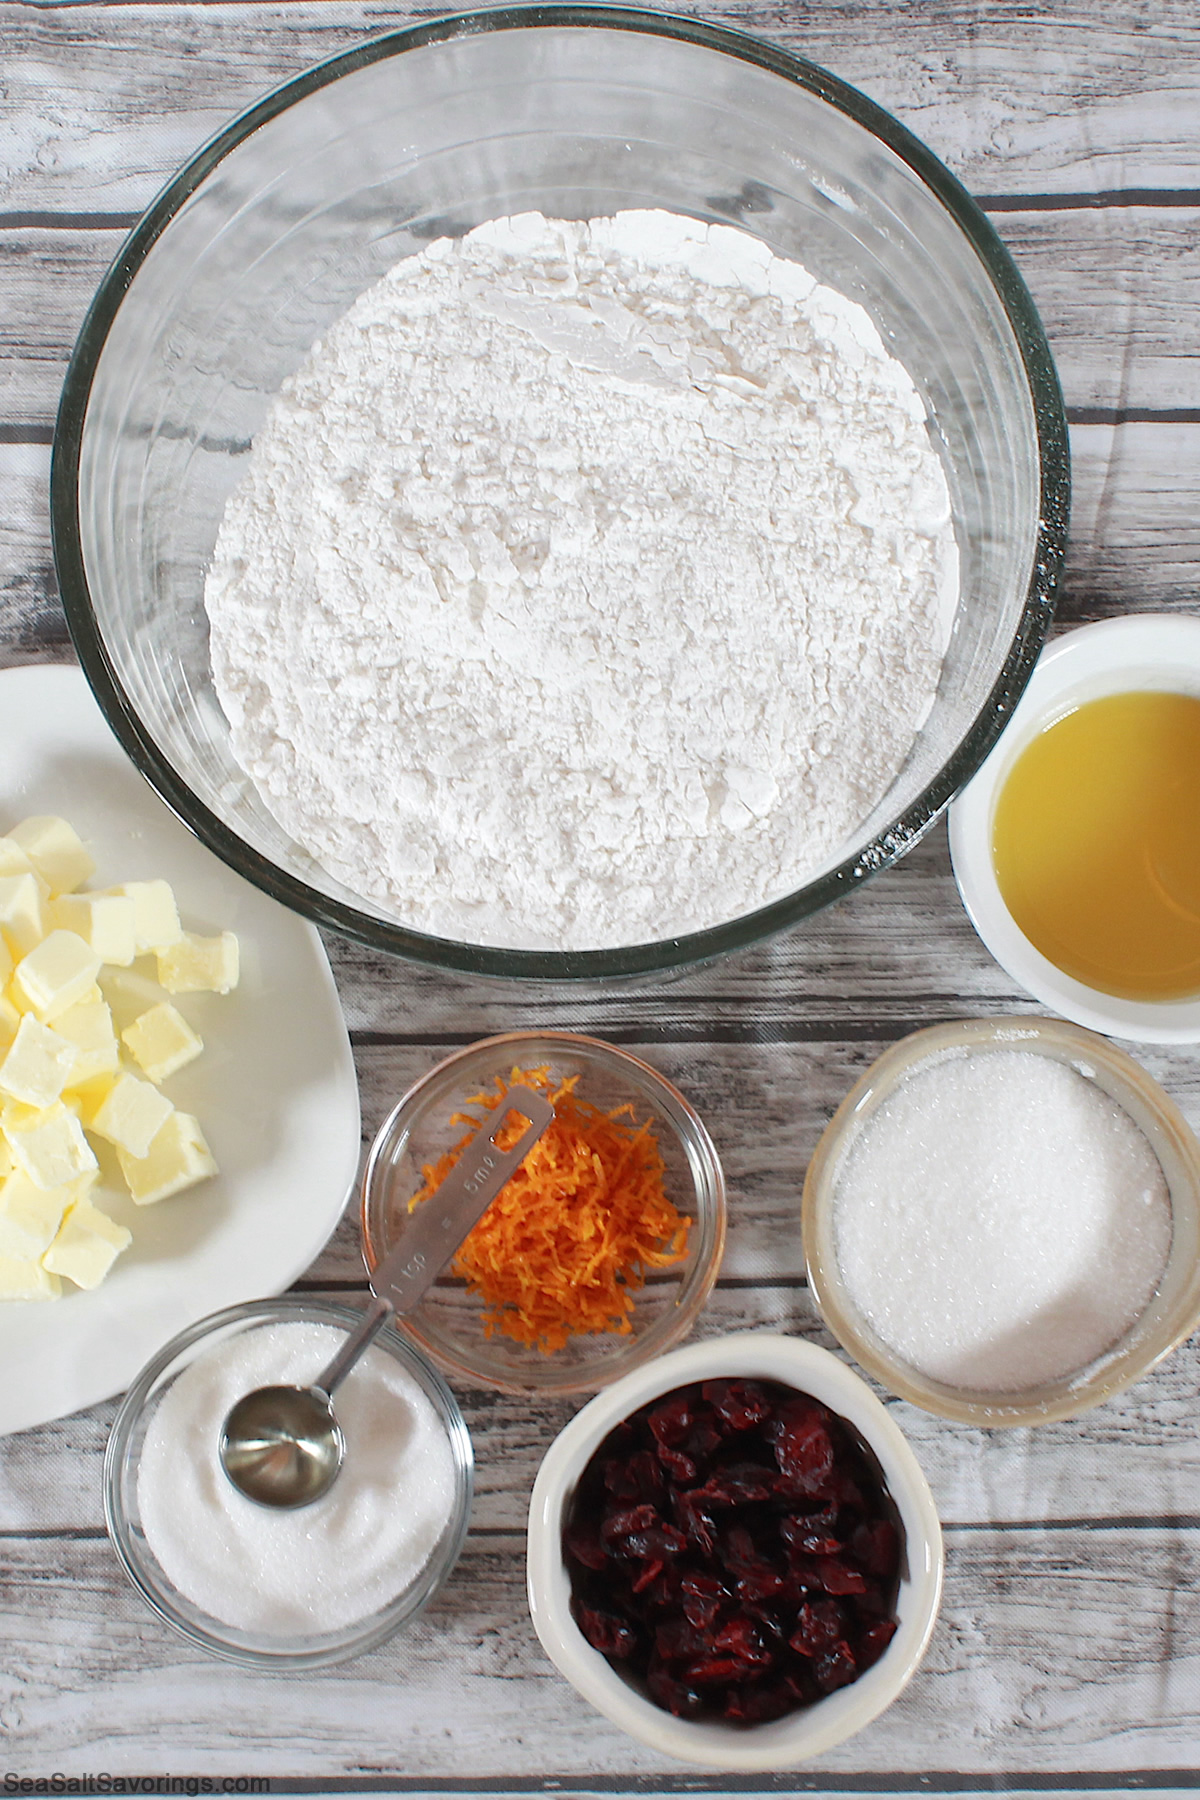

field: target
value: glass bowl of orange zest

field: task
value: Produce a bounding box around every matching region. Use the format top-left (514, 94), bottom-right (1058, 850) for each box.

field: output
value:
top-left (360, 1033), bottom-right (727, 1394)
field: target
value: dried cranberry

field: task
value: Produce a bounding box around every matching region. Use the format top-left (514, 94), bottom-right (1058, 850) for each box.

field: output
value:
top-left (604, 1449), bottom-right (665, 1505)
top-left (859, 1618), bottom-right (898, 1668)
top-left (648, 1393), bottom-right (697, 1446)
top-left (814, 1641), bottom-right (859, 1693)
top-left (853, 1518), bottom-right (900, 1579)
top-left (788, 1598), bottom-right (845, 1657)
top-left (576, 1605), bottom-right (638, 1659)
top-left (600, 1503), bottom-right (658, 1546)
top-left (562, 1377), bottom-right (903, 1731)
top-left (703, 1378), bottom-right (773, 1433)
top-left (646, 1663), bottom-right (705, 1719)
top-left (680, 1571), bottom-right (726, 1629)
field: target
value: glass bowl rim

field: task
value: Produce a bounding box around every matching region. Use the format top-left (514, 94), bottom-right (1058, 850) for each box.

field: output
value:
top-left (360, 1030), bottom-right (728, 1395)
top-left (51, 2), bottom-right (1069, 981)
top-left (102, 1294), bottom-right (475, 1669)
top-left (802, 1016), bottom-right (1200, 1426)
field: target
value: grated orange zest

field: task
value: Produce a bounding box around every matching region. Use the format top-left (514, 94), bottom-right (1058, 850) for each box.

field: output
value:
top-left (408, 1063), bottom-right (690, 1353)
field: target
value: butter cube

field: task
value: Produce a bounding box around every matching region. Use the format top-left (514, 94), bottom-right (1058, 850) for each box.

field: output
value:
top-left (0, 993), bottom-right (21, 1049)
top-left (54, 997), bottom-right (119, 1088)
top-left (98, 966), bottom-right (167, 1034)
top-left (156, 931), bottom-right (239, 996)
top-left (105, 880), bottom-right (182, 955)
top-left (83, 1071), bottom-right (173, 1160)
top-left (0, 874), bottom-right (46, 958)
top-left (118, 1111), bottom-right (217, 1205)
top-left (9, 816), bottom-right (95, 896)
top-left (42, 1198), bottom-right (131, 1289)
top-left (0, 1015), bottom-right (75, 1109)
top-left (4, 1102), bottom-right (98, 1189)
top-left (51, 894), bottom-right (137, 968)
top-left (0, 838), bottom-right (34, 880)
top-left (12, 931), bottom-right (103, 1023)
top-left (0, 1169), bottom-right (72, 1260)
top-left (121, 1003), bottom-right (203, 1084)
top-left (0, 1254), bottom-right (60, 1301)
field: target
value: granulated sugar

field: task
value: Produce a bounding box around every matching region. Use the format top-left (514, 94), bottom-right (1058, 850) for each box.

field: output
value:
top-left (831, 1049), bottom-right (1171, 1392)
top-left (137, 1321), bottom-right (457, 1635)
top-left (205, 210), bottom-right (957, 951)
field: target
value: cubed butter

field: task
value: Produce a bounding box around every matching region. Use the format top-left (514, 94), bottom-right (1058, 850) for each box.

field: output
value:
top-left (9, 816), bottom-right (96, 896)
top-left (54, 997), bottom-right (119, 1087)
top-left (0, 993), bottom-right (21, 1049)
top-left (42, 1198), bottom-right (131, 1289)
top-left (0, 874), bottom-right (46, 958)
top-left (105, 880), bottom-right (182, 955)
top-left (12, 931), bottom-right (103, 1023)
top-left (51, 893), bottom-right (137, 967)
top-left (0, 838), bottom-right (34, 880)
top-left (156, 931), bottom-right (239, 996)
top-left (83, 1070), bottom-right (173, 1160)
top-left (118, 1111), bottom-right (217, 1206)
top-left (0, 1015), bottom-right (75, 1109)
top-left (4, 1102), bottom-right (98, 1189)
top-left (0, 1253), bottom-right (61, 1301)
top-left (0, 1169), bottom-right (71, 1260)
top-left (121, 1003), bottom-right (203, 1084)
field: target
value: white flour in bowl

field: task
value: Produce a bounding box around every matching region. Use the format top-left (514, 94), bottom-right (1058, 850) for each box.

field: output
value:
top-left (205, 210), bottom-right (958, 951)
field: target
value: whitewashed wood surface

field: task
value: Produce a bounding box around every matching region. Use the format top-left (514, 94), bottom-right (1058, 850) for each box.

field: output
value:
top-left (2, 1), bottom-right (1200, 1793)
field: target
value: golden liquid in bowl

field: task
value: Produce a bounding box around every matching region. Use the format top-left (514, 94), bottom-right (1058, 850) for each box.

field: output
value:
top-left (992, 690), bottom-right (1200, 1001)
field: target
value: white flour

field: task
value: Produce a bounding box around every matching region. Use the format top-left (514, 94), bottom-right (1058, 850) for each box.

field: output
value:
top-left (206, 211), bottom-right (957, 950)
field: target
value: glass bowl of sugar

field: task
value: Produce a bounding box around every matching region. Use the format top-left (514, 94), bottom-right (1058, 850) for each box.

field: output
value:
top-left (802, 1017), bottom-right (1200, 1426)
top-left (104, 1296), bottom-right (473, 1667)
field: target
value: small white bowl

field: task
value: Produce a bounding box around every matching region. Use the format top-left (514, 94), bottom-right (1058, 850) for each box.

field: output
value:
top-left (949, 614), bottom-right (1200, 1042)
top-left (526, 1332), bottom-right (943, 1771)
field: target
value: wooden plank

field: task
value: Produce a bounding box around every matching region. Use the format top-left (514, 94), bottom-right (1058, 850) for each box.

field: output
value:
top-left (1, 207), bottom-right (1199, 425)
top-left (2, 1304), bottom-right (1198, 1536)
top-left (3, 2), bottom-right (1200, 218)
top-left (0, 1525), bottom-right (1195, 1777)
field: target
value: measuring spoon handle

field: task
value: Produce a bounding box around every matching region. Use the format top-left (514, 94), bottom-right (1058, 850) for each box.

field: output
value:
top-left (314, 1292), bottom-right (395, 1398)
top-left (368, 1084), bottom-right (554, 1318)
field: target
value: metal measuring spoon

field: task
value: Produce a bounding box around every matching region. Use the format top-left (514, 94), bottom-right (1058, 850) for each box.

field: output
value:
top-left (219, 1085), bottom-right (554, 1509)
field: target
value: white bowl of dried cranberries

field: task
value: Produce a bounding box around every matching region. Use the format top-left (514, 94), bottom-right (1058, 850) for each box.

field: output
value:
top-left (526, 1331), bottom-right (943, 1769)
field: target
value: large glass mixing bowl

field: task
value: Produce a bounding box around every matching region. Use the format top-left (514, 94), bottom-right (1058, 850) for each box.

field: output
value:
top-left (52, 6), bottom-right (1068, 979)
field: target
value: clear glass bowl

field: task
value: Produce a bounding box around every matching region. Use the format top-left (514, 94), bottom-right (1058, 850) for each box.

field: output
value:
top-left (360, 1032), bottom-right (726, 1395)
top-left (53, 7), bottom-right (1068, 979)
top-left (104, 1297), bottom-right (474, 1668)
top-left (526, 1331), bottom-right (943, 1771)
top-left (803, 1018), bottom-right (1200, 1426)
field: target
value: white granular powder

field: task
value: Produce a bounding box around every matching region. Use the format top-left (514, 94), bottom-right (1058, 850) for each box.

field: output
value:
top-left (137, 1322), bottom-right (457, 1635)
top-left (831, 1050), bottom-right (1172, 1393)
top-left (206, 210), bottom-right (957, 950)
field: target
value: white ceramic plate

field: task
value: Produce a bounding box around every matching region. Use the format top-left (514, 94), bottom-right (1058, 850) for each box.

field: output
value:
top-left (0, 664), bottom-right (361, 1435)
top-left (948, 614), bottom-right (1200, 1043)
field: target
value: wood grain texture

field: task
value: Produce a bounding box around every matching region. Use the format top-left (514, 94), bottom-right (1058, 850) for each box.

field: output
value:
top-left (2, 0), bottom-right (1200, 1788)
top-left (4, 2), bottom-right (1200, 213)
top-left (0, 1526), bottom-right (1197, 1780)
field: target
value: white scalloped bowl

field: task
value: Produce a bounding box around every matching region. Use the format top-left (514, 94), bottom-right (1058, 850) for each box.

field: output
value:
top-left (526, 1332), bottom-right (943, 1770)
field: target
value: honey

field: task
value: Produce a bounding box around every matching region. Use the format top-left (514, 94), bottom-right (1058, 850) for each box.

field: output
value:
top-left (992, 690), bottom-right (1200, 1001)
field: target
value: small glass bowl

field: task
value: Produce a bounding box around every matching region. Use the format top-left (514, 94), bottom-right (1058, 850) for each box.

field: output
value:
top-left (526, 1331), bottom-right (943, 1771)
top-left (803, 1017), bottom-right (1200, 1426)
top-left (360, 1033), bottom-right (726, 1395)
top-left (104, 1296), bottom-right (474, 1669)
